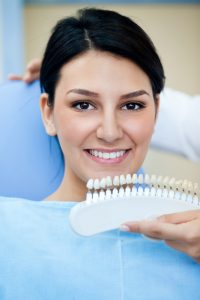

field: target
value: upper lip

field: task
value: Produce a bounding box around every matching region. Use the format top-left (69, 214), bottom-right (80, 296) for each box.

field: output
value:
top-left (85, 148), bottom-right (130, 153)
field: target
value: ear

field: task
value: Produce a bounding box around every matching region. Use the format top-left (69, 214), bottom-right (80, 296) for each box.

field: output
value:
top-left (40, 93), bottom-right (57, 136)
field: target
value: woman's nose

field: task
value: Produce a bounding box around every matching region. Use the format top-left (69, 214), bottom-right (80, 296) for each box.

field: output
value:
top-left (96, 112), bottom-right (123, 143)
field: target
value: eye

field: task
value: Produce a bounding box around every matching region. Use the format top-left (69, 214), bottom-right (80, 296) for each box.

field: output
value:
top-left (121, 102), bottom-right (144, 111)
top-left (72, 101), bottom-right (95, 111)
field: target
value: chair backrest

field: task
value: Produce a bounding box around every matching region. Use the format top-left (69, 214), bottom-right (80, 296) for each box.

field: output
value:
top-left (0, 80), bottom-right (64, 200)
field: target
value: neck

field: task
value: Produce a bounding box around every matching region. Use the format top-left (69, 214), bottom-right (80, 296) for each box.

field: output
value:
top-left (45, 169), bottom-right (87, 202)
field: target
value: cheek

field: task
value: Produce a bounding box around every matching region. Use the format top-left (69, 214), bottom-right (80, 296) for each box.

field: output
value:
top-left (54, 112), bottom-right (98, 148)
top-left (125, 113), bottom-right (155, 144)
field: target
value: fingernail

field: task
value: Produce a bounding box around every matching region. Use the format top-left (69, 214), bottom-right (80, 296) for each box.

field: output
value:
top-left (120, 224), bottom-right (130, 232)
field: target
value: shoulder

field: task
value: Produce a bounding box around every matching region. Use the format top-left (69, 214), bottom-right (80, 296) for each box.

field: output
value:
top-left (0, 197), bottom-right (32, 223)
top-left (0, 197), bottom-right (74, 222)
top-left (0, 196), bottom-right (32, 207)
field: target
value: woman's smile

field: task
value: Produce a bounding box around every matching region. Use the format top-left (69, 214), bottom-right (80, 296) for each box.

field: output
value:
top-left (84, 148), bottom-right (131, 164)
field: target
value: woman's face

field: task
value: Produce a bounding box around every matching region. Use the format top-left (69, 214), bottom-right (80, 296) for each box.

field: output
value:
top-left (41, 50), bottom-right (159, 183)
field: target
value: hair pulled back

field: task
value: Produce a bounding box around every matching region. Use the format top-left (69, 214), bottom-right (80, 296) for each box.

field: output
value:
top-left (40, 8), bottom-right (165, 106)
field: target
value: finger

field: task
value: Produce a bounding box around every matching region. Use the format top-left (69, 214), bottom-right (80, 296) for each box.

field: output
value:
top-left (27, 58), bottom-right (41, 72)
top-left (23, 71), bottom-right (40, 83)
top-left (157, 209), bottom-right (200, 224)
top-left (8, 74), bottom-right (23, 80)
top-left (122, 220), bottom-right (187, 241)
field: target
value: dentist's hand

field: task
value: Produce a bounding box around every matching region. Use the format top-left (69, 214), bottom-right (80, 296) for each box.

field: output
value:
top-left (121, 210), bottom-right (200, 263)
top-left (8, 58), bottom-right (41, 83)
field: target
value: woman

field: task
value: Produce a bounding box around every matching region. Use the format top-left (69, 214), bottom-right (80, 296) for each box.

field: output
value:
top-left (10, 14), bottom-right (200, 261)
top-left (1, 8), bottom-right (200, 300)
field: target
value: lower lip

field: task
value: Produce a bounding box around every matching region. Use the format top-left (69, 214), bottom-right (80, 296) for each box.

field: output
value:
top-left (84, 150), bottom-right (130, 164)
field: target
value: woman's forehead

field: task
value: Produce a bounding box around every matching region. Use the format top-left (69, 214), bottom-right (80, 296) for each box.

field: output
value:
top-left (58, 50), bottom-right (152, 94)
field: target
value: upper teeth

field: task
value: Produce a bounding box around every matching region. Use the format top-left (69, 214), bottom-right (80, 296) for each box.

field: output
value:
top-left (90, 150), bottom-right (126, 159)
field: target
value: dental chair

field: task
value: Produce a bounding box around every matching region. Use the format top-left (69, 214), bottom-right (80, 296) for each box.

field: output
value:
top-left (0, 80), bottom-right (64, 200)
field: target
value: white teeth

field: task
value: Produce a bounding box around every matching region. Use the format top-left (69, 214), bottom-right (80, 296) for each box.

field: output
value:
top-left (119, 175), bottom-right (126, 185)
top-left (86, 179), bottom-right (94, 189)
top-left (113, 176), bottom-right (120, 186)
top-left (105, 189), bottom-right (112, 199)
top-left (112, 188), bottom-right (118, 198)
top-left (144, 174), bottom-right (150, 185)
top-left (86, 192), bottom-right (92, 203)
top-left (100, 178), bottom-right (106, 189)
top-left (94, 150), bottom-right (98, 157)
top-left (156, 175), bottom-right (163, 187)
top-left (132, 174), bottom-right (138, 184)
top-left (99, 190), bottom-right (106, 201)
top-left (98, 152), bottom-right (103, 158)
top-left (125, 186), bottom-right (131, 197)
top-left (92, 191), bottom-right (99, 202)
top-left (85, 174), bottom-right (200, 207)
top-left (106, 176), bottom-right (112, 187)
top-left (138, 174), bottom-right (144, 184)
top-left (110, 152), bottom-right (117, 159)
top-left (126, 174), bottom-right (132, 184)
top-left (150, 174), bottom-right (157, 186)
top-left (103, 152), bottom-right (109, 159)
top-left (169, 177), bottom-right (175, 189)
top-left (119, 187), bottom-right (125, 197)
top-left (93, 179), bottom-right (100, 190)
top-left (86, 173), bottom-right (140, 190)
top-left (89, 150), bottom-right (126, 159)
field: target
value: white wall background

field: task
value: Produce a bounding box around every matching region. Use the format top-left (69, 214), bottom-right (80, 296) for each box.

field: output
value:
top-left (24, 4), bottom-right (200, 94)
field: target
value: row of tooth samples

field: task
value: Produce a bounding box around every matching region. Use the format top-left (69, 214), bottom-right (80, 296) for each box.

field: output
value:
top-left (86, 174), bottom-right (200, 204)
top-left (87, 174), bottom-right (145, 189)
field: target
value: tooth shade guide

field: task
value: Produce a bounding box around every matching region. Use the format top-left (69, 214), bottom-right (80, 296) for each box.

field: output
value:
top-left (80, 177), bottom-right (199, 236)
top-left (70, 191), bottom-right (200, 237)
top-left (85, 176), bottom-right (199, 205)
top-left (85, 174), bottom-right (199, 200)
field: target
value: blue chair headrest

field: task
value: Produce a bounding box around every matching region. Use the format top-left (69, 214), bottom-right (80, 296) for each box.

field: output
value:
top-left (0, 80), bottom-right (64, 200)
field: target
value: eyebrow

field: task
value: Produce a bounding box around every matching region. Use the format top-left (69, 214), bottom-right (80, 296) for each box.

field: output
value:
top-left (66, 89), bottom-right (98, 97)
top-left (66, 88), bottom-right (150, 99)
top-left (120, 90), bottom-right (150, 99)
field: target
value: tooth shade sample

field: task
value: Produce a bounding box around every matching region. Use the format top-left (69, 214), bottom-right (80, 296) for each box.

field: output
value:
top-left (100, 178), bottom-right (106, 189)
top-left (119, 175), bottom-right (126, 185)
top-left (132, 173), bottom-right (138, 184)
top-left (106, 176), bottom-right (112, 187)
top-left (94, 179), bottom-right (100, 190)
top-left (126, 174), bottom-right (132, 184)
top-left (138, 174), bottom-right (144, 184)
top-left (113, 176), bottom-right (120, 186)
top-left (87, 178), bottom-right (94, 189)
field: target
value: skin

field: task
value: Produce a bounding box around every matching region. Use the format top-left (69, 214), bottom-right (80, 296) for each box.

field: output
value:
top-left (122, 210), bottom-right (200, 263)
top-left (40, 50), bottom-right (158, 202)
top-left (10, 51), bottom-right (200, 263)
top-left (8, 58), bottom-right (41, 83)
